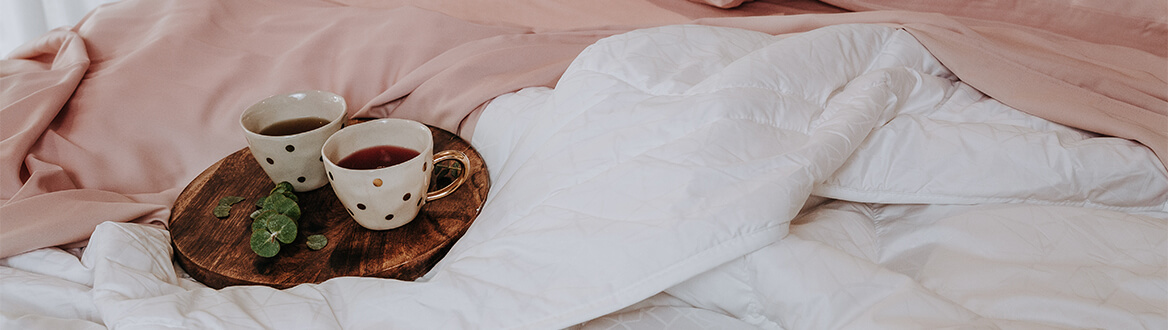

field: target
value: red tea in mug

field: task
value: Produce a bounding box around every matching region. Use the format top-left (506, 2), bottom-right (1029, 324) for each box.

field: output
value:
top-left (336, 145), bottom-right (420, 170)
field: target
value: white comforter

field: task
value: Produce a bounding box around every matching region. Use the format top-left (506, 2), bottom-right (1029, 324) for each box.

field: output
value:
top-left (3, 24), bottom-right (1165, 329)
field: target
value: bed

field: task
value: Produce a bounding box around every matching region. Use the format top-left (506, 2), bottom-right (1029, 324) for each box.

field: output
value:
top-left (2, 0), bottom-right (1165, 329)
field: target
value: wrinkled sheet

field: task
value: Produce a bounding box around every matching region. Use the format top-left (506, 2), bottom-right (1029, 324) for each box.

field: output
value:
top-left (3, 0), bottom-right (1165, 260)
top-left (0, 0), bottom-right (841, 259)
top-left (2, 0), bottom-right (1166, 259)
top-left (2, 0), bottom-right (1167, 329)
top-left (0, 0), bottom-right (607, 257)
top-left (580, 202), bottom-right (1167, 329)
top-left (4, 23), bottom-right (1166, 329)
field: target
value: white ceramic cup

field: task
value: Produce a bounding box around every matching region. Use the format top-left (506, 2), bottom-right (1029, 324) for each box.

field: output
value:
top-left (240, 90), bottom-right (347, 192)
top-left (322, 119), bottom-right (469, 230)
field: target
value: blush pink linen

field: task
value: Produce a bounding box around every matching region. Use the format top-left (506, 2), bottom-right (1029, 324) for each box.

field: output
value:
top-left (812, 0), bottom-right (1168, 175)
top-left (0, 0), bottom-right (825, 258)
top-left (699, 9), bottom-right (1168, 171)
top-left (2, 0), bottom-right (1165, 258)
top-left (0, 0), bottom-right (613, 257)
top-left (819, 0), bottom-right (1167, 57)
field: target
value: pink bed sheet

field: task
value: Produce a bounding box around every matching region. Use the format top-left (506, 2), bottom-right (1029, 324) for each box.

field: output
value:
top-left (1, 0), bottom-right (1164, 258)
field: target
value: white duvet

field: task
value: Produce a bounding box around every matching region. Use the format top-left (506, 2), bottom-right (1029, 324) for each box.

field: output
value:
top-left (3, 24), bottom-right (1165, 329)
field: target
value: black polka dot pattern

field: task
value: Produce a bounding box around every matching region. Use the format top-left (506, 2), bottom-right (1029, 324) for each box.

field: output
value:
top-left (357, 203), bottom-right (366, 210)
top-left (266, 158), bottom-right (274, 165)
top-left (385, 214), bottom-right (394, 220)
top-left (403, 193), bottom-right (411, 201)
top-left (285, 145), bottom-right (295, 152)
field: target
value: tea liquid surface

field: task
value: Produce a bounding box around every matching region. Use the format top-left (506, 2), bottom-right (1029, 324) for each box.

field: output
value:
top-left (259, 117), bottom-right (331, 136)
top-left (337, 145), bottom-right (420, 170)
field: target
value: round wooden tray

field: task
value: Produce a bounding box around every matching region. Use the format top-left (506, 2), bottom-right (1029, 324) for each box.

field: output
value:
top-left (169, 125), bottom-right (489, 289)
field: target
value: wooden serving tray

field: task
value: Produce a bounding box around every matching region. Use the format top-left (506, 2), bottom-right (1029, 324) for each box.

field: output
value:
top-left (170, 124), bottom-right (489, 289)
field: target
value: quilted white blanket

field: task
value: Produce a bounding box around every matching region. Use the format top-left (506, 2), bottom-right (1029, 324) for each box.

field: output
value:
top-left (3, 24), bottom-right (1165, 329)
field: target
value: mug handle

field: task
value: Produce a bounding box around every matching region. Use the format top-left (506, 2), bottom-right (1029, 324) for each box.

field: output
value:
top-left (426, 150), bottom-right (471, 201)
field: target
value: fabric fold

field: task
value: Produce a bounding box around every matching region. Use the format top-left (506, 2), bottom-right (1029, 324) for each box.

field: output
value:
top-left (0, 0), bottom-right (1164, 263)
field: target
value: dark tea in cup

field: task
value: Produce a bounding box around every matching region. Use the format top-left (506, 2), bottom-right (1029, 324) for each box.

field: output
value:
top-left (336, 145), bottom-right (420, 170)
top-left (258, 117), bottom-right (332, 136)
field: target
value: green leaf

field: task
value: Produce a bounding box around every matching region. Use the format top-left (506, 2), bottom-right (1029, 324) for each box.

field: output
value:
top-left (212, 196), bottom-right (246, 218)
top-left (245, 181), bottom-right (304, 257)
top-left (271, 181), bottom-right (294, 196)
top-left (262, 193), bottom-right (301, 220)
top-left (265, 214), bottom-right (298, 244)
top-left (250, 229), bottom-right (280, 258)
top-left (218, 196), bottom-right (246, 206)
top-left (213, 205), bottom-right (232, 218)
top-left (251, 210), bottom-right (277, 231)
top-left (306, 234), bottom-right (327, 250)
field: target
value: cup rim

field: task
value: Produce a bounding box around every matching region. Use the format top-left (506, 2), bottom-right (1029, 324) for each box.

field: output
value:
top-left (240, 90), bottom-right (348, 138)
top-left (321, 118), bottom-right (432, 172)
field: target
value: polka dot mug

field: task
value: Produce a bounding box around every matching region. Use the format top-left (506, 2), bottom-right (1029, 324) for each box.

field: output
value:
top-left (240, 90), bottom-right (347, 192)
top-left (322, 118), bottom-right (470, 230)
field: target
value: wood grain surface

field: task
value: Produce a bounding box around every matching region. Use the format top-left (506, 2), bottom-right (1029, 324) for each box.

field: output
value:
top-left (170, 125), bottom-right (489, 289)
